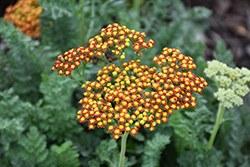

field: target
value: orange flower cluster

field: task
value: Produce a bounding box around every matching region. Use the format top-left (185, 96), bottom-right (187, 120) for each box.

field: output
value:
top-left (3, 0), bottom-right (42, 38)
top-left (51, 23), bottom-right (208, 140)
top-left (76, 48), bottom-right (208, 140)
top-left (51, 23), bottom-right (155, 76)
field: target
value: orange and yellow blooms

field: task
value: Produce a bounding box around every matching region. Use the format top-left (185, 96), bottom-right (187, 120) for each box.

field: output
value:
top-left (3, 0), bottom-right (42, 38)
top-left (52, 23), bottom-right (208, 140)
top-left (51, 23), bottom-right (154, 76)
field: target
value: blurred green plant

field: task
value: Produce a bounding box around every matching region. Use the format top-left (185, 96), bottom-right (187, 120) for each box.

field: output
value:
top-left (213, 40), bottom-right (235, 68)
top-left (142, 133), bottom-right (171, 167)
top-left (0, 89), bottom-right (81, 167)
top-left (0, 19), bottom-right (59, 103)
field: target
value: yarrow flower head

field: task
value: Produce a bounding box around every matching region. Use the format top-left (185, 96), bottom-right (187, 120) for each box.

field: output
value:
top-left (3, 0), bottom-right (42, 38)
top-left (52, 23), bottom-right (208, 140)
top-left (51, 23), bottom-right (154, 76)
top-left (204, 60), bottom-right (250, 108)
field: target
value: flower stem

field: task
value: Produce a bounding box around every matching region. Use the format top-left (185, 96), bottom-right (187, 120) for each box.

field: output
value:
top-left (100, 55), bottom-right (111, 65)
top-left (208, 103), bottom-right (225, 149)
top-left (119, 132), bottom-right (129, 167)
top-left (69, 75), bottom-right (82, 85)
top-left (133, 0), bottom-right (140, 13)
top-left (79, 0), bottom-right (86, 46)
top-left (76, 69), bottom-right (85, 84)
top-left (85, 0), bottom-right (95, 41)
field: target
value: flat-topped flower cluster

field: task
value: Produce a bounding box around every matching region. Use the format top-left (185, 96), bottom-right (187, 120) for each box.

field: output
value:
top-left (205, 60), bottom-right (250, 108)
top-left (51, 23), bottom-right (154, 76)
top-left (52, 23), bottom-right (208, 140)
top-left (4, 0), bottom-right (42, 38)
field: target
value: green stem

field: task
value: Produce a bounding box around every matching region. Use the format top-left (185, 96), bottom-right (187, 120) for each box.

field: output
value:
top-left (133, 0), bottom-right (140, 13)
top-left (118, 56), bottom-right (122, 67)
top-left (212, 76), bottom-right (220, 88)
top-left (69, 75), bottom-right (83, 85)
top-left (85, 0), bottom-right (95, 41)
top-left (100, 55), bottom-right (111, 65)
top-left (207, 103), bottom-right (225, 149)
top-left (79, 0), bottom-right (85, 46)
top-left (119, 132), bottom-right (129, 167)
top-left (76, 69), bottom-right (85, 84)
top-left (135, 52), bottom-right (140, 60)
top-left (105, 158), bottom-right (115, 167)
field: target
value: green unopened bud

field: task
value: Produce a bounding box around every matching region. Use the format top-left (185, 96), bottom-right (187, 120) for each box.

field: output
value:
top-left (61, 56), bottom-right (64, 62)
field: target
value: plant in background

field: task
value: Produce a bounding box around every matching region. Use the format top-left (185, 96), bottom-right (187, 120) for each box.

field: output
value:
top-left (0, 18), bottom-right (59, 103)
top-left (204, 60), bottom-right (250, 149)
top-left (51, 23), bottom-right (208, 166)
top-left (3, 0), bottom-right (42, 38)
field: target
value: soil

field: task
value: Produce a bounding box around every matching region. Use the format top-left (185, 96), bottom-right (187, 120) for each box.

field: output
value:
top-left (182, 0), bottom-right (250, 69)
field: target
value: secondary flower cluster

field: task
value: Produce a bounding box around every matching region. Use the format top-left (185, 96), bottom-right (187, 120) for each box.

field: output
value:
top-left (204, 60), bottom-right (250, 108)
top-left (76, 48), bottom-right (208, 139)
top-left (3, 0), bottom-right (42, 38)
top-left (51, 23), bottom-right (155, 76)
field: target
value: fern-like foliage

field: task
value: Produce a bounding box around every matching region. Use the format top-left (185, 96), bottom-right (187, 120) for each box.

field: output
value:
top-left (0, 88), bottom-right (34, 166)
top-left (18, 126), bottom-right (49, 165)
top-left (95, 0), bottom-right (128, 25)
top-left (169, 94), bottom-right (212, 154)
top-left (173, 95), bottom-right (223, 167)
top-left (70, 129), bottom-right (104, 166)
top-left (142, 133), bottom-right (171, 167)
top-left (39, 73), bottom-right (77, 107)
top-left (140, 0), bottom-right (211, 51)
top-left (224, 111), bottom-right (245, 167)
top-left (0, 118), bottom-right (24, 155)
top-left (96, 139), bottom-right (121, 167)
top-left (217, 104), bottom-right (250, 167)
top-left (177, 147), bottom-right (223, 167)
top-left (0, 19), bottom-right (59, 103)
top-left (0, 88), bottom-right (35, 123)
top-left (35, 73), bottom-right (82, 142)
top-left (88, 159), bottom-right (100, 167)
top-left (213, 40), bottom-right (235, 67)
top-left (95, 138), bottom-right (136, 167)
top-left (139, 0), bottom-right (211, 76)
top-left (39, 0), bottom-right (80, 52)
top-left (50, 141), bottom-right (80, 167)
top-left (0, 19), bottom-right (43, 102)
top-left (0, 88), bottom-right (32, 157)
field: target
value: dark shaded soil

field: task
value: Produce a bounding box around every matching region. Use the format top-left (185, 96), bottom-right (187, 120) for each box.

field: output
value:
top-left (182, 0), bottom-right (250, 69)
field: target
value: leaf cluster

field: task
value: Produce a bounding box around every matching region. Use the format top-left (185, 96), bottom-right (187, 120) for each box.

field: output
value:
top-left (213, 40), bottom-right (235, 68)
top-left (0, 19), bottom-right (59, 103)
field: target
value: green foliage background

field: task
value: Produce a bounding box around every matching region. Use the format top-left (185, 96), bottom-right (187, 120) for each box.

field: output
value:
top-left (0, 0), bottom-right (250, 166)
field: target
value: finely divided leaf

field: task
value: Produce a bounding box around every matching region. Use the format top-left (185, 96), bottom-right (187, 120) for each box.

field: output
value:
top-left (142, 133), bottom-right (171, 167)
top-left (50, 141), bottom-right (80, 167)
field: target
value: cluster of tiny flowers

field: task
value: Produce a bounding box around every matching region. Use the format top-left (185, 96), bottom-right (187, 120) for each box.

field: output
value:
top-left (76, 48), bottom-right (208, 140)
top-left (51, 23), bottom-right (155, 76)
top-left (3, 0), bottom-right (42, 38)
top-left (204, 60), bottom-right (250, 108)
